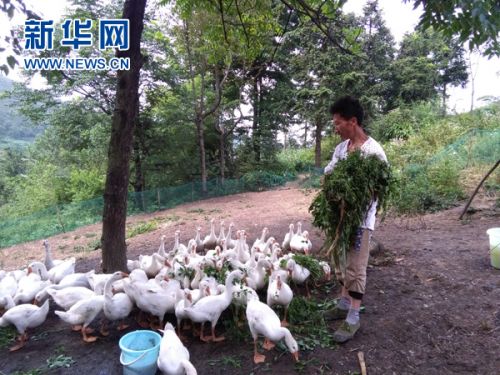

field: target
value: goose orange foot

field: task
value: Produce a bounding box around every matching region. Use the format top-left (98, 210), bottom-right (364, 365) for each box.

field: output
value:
top-left (253, 352), bottom-right (266, 364)
top-left (212, 335), bottom-right (225, 342)
top-left (82, 327), bottom-right (98, 342)
top-left (117, 322), bottom-right (129, 331)
top-left (9, 335), bottom-right (27, 352)
top-left (263, 338), bottom-right (275, 350)
top-left (72, 324), bottom-right (82, 331)
top-left (200, 335), bottom-right (212, 342)
top-left (100, 328), bottom-right (110, 337)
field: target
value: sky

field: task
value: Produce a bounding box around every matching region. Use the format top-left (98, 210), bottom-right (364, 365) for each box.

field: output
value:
top-left (1, 0), bottom-right (499, 112)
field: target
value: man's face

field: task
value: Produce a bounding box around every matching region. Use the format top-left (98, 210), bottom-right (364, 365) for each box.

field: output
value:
top-left (332, 114), bottom-right (355, 140)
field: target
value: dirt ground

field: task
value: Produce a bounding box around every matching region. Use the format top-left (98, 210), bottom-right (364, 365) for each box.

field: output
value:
top-left (0, 186), bottom-right (499, 375)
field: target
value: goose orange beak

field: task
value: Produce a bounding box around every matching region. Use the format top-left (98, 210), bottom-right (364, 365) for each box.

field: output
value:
top-left (292, 351), bottom-right (299, 362)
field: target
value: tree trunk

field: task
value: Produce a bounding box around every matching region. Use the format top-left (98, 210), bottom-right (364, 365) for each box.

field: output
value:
top-left (469, 51), bottom-right (475, 112)
top-left (252, 76), bottom-right (261, 163)
top-left (442, 83), bottom-right (447, 116)
top-left (314, 117), bottom-right (323, 168)
top-left (196, 114), bottom-right (207, 195)
top-left (101, 0), bottom-right (147, 273)
top-left (303, 121), bottom-right (308, 146)
top-left (215, 110), bottom-right (226, 182)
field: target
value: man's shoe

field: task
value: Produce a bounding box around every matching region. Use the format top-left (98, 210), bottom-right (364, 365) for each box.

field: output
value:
top-left (323, 306), bottom-right (348, 321)
top-left (332, 320), bottom-right (360, 343)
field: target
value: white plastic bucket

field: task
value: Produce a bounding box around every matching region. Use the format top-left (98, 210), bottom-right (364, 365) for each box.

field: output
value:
top-left (119, 330), bottom-right (161, 375)
top-left (486, 228), bottom-right (500, 269)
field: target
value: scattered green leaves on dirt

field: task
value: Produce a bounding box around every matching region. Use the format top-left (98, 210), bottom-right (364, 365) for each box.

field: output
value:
top-left (288, 296), bottom-right (337, 351)
top-left (0, 326), bottom-right (16, 348)
top-left (46, 354), bottom-right (75, 369)
top-left (126, 220), bottom-right (159, 238)
top-left (207, 355), bottom-right (242, 368)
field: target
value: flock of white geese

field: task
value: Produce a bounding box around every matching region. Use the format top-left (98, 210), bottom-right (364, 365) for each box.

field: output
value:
top-left (0, 219), bottom-right (331, 375)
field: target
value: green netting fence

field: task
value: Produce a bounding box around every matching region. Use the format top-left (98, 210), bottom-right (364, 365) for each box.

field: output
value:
top-left (393, 128), bottom-right (499, 214)
top-left (428, 128), bottom-right (500, 167)
top-left (0, 171), bottom-right (296, 249)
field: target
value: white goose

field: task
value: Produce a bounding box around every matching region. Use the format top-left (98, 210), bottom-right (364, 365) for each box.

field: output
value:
top-left (246, 291), bottom-right (299, 364)
top-left (0, 272), bottom-right (19, 302)
top-left (282, 223), bottom-right (294, 252)
top-left (86, 271), bottom-right (114, 295)
top-left (157, 322), bottom-right (197, 375)
top-left (290, 232), bottom-right (312, 254)
top-left (246, 259), bottom-right (272, 291)
top-left (286, 258), bottom-right (311, 297)
top-left (252, 227), bottom-right (269, 250)
top-left (203, 218), bottom-right (217, 250)
top-left (157, 235), bottom-right (168, 257)
top-left (55, 294), bottom-right (105, 342)
top-left (184, 269), bottom-right (244, 342)
top-left (174, 288), bottom-right (193, 338)
top-left (0, 299), bottom-right (50, 351)
top-left (266, 275), bottom-right (293, 326)
top-left (43, 239), bottom-right (62, 269)
top-left (46, 286), bottom-right (95, 310)
top-left (101, 271), bottom-right (133, 335)
top-left (43, 240), bottom-right (76, 283)
top-left (194, 226), bottom-right (204, 253)
top-left (139, 253), bottom-right (166, 278)
top-left (133, 278), bottom-right (182, 329)
top-left (225, 223), bottom-right (237, 248)
top-left (216, 220), bottom-right (225, 247)
top-left (13, 265), bottom-right (51, 305)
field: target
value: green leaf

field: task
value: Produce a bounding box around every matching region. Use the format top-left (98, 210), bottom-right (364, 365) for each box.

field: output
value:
top-left (7, 55), bottom-right (17, 69)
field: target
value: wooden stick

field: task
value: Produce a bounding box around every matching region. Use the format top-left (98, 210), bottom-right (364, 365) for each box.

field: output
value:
top-left (357, 351), bottom-right (367, 375)
top-left (459, 159), bottom-right (499, 220)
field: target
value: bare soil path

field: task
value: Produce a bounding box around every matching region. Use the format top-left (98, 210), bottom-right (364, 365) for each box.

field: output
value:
top-left (0, 187), bottom-right (498, 375)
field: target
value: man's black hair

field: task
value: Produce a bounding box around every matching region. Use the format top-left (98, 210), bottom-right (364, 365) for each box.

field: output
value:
top-left (329, 96), bottom-right (364, 128)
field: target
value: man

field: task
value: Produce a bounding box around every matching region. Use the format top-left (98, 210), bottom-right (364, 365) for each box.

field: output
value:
top-left (323, 95), bottom-right (387, 343)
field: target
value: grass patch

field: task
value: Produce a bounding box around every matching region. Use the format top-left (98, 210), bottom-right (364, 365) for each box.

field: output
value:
top-left (73, 245), bottom-right (85, 253)
top-left (10, 370), bottom-right (43, 375)
top-left (187, 208), bottom-right (204, 214)
top-left (87, 238), bottom-right (101, 251)
top-left (84, 232), bottom-right (97, 238)
top-left (0, 326), bottom-right (17, 349)
top-left (126, 220), bottom-right (158, 238)
top-left (288, 295), bottom-right (337, 351)
top-left (46, 354), bottom-right (75, 369)
top-left (207, 355), bottom-right (242, 369)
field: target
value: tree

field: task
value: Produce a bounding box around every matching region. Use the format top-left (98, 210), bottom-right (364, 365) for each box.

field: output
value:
top-left (409, 0), bottom-right (500, 57)
top-left (390, 28), bottom-right (468, 110)
top-left (0, 0), bottom-right (39, 75)
top-left (100, 0), bottom-right (147, 273)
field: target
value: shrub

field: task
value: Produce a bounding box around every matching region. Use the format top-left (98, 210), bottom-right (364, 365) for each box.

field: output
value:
top-left (391, 159), bottom-right (464, 214)
top-left (240, 170), bottom-right (292, 191)
top-left (65, 168), bottom-right (105, 202)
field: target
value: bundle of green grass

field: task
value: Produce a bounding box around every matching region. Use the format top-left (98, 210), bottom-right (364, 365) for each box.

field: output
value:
top-left (309, 150), bottom-right (394, 267)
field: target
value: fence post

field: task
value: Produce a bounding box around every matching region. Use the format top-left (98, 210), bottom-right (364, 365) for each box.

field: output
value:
top-left (191, 181), bottom-right (194, 202)
top-left (55, 204), bottom-right (66, 233)
top-left (157, 188), bottom-right (161, 210)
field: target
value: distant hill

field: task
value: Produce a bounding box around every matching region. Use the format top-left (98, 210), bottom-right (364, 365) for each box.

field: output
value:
top-left (0, 76), bottom-right (44, 148)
